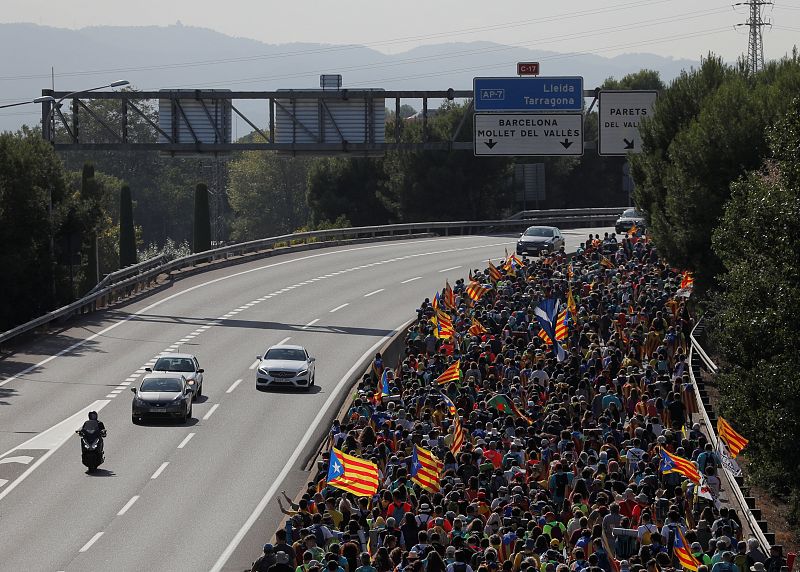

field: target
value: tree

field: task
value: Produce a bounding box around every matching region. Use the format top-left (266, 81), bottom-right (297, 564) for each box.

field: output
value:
top-left (710, 97), bottom-right (800, 521)
top-left (79, 164), bottom-right (100, 292)
top-left (307, 157), bottom-right (390, 226)
top-left (192, 183), bottom-right (211, 253)
top-left (602, 69), bottom-right (665, 91)
top-left (119, 184), bottom-right (136, 268)
top-left (630, 54), bottom-right (800, 290)
top-left (228, 153), bottom-right (311, 241)
top-left (0, 128), bottom-right (68, 329)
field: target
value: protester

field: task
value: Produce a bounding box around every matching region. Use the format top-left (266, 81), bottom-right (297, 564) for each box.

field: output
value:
top-left (259, 235), bottom-right (766, 572)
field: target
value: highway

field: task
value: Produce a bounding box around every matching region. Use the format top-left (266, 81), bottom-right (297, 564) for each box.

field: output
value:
top-left (0, 229), bottom-right (602, 571)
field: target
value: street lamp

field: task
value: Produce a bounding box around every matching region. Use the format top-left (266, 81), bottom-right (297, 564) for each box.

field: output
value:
top-left (42, 79), bottom-right (129, 141)
top-left (0, 96), bottom-right (54, 110)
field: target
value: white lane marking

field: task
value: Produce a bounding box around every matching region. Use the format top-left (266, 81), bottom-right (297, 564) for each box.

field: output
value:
top-left (0, 400), bottom-right (110, 503)
top-left (439, 265), bottom-right (462, 272)
top-left (401, 276), bottom-right (422, 284)
top-left (117, 495), bottom-right (140, 516)
top-left (330, 303), bottom-right (349, 313)
top-left (79, 531), bottom-right (104, 553)
top-left (0, 455), bottom-right (34, 465)
top-left (249, 359), bottom-right (260, 370)
top-left (210, 327), bottom-right (402, 572)
top-left (105, 394), bottom-right (117, 398)
top-left (121, 382), bottom-right (132, 386)
top-left (150, 462), bottom-right (169, 480)
top-left (364, 289), bottom-right (384, 297)
top-left (202, 404), bottom-right (220, 421)
top-left (0, 479), bottom-right (8, 487)
top-left (277, 336), bottom-right (292, 346)
top-left (302, 318), bottom-right (319, 330)
top-left (135, 369), bottom-right (146, 374)
top-left (226, 379), bottom-right (243, 394)
top-left (177, 433), bottom-right (196, 449)
top-left (2, 236), bottom-right (515, 388)
top-left (110, 390), bottom-right (123, 395)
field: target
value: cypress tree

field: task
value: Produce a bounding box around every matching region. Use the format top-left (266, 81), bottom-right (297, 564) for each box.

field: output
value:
top-left (81, 164), bottom-right (99, 290)
top-left (193, 183), bottom-right (211, 253)
top-left (119, 184), bottom-right (136, 268)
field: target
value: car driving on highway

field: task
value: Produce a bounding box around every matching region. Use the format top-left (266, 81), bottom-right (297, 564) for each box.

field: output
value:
top-left (147, 353), bottom-right (204, 400)
top-left (615, 207), bottom-right (646, 234)
top-left (255, 344), bottom-right (316, 391)
top-left (131, 373), bottom-right (193, 423)
top-left (516, 225), bottom-right (565, 256)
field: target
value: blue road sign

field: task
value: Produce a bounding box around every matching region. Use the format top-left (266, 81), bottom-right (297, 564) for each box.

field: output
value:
top-left (473, 76), bottom-right (584, 112)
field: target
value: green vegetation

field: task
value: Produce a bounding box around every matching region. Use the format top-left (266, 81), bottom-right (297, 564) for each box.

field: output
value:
top-left (192, 183), bottom-right (211, 253)
top-left (118, 184), bottom-right (136, 268)
top-left (631, 53), bottom-right (800, 524)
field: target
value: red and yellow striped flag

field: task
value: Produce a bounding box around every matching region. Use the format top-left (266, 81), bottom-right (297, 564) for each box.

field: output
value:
top-left (600, 256), bottom-right (615, 269)
top-left (487, 260), bottom-right (503, 282)
top-left (673, 527), bottom-right (701, 571)
top-left (538, 310), bottom-right (568, 343)
top-left (431, 309), bottom-right (454, 339)
top-left (465, 282), bottom-right (491, 303)
top-left (326, 448), bottom-right (379, 497)
top-left (436, 360), bottom-right (461, 385)
top-left (411, 444), bottom-right (443, 493)
top-left (444, 280), bottom-right (456, 310)
top-left (718, 417), bottom-right (748, 458)
top-left (659, 448), bottom-right (700, 483)
top-left (442, 394), bottom-right (464, 454)
top-left (680, 271), bottom-right (694, 289)
top-left (468, 318), bottom-right (487, 337)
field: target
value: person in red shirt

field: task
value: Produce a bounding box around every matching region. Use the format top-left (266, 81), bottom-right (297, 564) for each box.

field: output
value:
top-left (618, 488), bottom-right (637, 519)
top-left (483, 441), bottom-right (503, 469)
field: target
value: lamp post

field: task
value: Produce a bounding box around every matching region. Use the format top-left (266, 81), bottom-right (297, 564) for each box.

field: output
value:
top-left (36, 80), bottom-right (129, 304)
top-left (0, 96), bottom-right (54, 110)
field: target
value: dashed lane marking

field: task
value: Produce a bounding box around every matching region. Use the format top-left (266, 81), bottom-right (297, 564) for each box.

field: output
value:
top-left (202, 404), bottom-right (219, 421)
top-left (364, 289), bottom-right (384, 297)
top-left (150, 462), bottom-right (169, 480)
top-left (226, 379), bottom-right (242, 394)
top-left (79, 531), bottom-right (104, 553)
top-left (177, 433), bottom-right (195, 449)
top-left (117, 495), bottom-right (139, 516)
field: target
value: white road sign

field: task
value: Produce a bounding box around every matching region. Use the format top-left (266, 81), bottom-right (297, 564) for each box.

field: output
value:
top-left (473, 113), bottom-right (583, 156)
top-left (598, 90), bottom-right (657, 156)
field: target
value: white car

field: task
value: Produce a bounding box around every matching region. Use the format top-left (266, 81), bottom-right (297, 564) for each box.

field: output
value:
top-left (147, 353), bottom-right (204, 400)
top-left (255, 345), bottom-right (316, 391)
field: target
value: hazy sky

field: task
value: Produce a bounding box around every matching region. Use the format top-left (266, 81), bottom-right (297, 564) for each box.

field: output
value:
top-left (2, 0), bottom-right (798, 61)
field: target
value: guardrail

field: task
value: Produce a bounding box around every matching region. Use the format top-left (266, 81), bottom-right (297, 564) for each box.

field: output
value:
top-left (0, 212), bottom-right (617, 347)
top-left (506, 207), bottom-right (626, 221)
top-left (689, 317), bottom-right (772, 551)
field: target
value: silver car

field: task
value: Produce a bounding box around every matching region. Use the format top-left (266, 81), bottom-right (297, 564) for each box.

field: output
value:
top-left (131, 373), bottom-right (193, 423)
top-left (516, 226), bottom-right (565, 256)
top-left (147, 353), bottom-right (204, 400)
top-left (255, 345), bottom-right (316, 391)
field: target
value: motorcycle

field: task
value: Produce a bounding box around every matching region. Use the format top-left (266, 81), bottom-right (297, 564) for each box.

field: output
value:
top-left (76, 426), bottom-right (106, 472)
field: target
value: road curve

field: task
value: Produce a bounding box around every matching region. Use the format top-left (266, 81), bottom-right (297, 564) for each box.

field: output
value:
top-left (0, 229), bottom-right (605, 571)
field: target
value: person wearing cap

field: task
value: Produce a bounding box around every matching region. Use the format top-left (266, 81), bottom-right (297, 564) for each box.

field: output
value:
top-left (274, 528), bottom-right (297, 567)
top-left (253, 544), bottom-right (277, 572)
top-left (269, 551), bottom-right (295, 572)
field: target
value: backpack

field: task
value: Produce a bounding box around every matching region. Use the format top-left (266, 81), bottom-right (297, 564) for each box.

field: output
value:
top-left (547, 521), bottom-right (564, 542)
top-left (310, 524), bottom-right (326, 547)
top-left (641, 524), bottom-right (658, 546)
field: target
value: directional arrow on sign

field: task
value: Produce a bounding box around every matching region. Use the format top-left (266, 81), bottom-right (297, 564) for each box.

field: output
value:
top-left (485, 139), bottom-right (498, 149)
top-left (623, 138), bottom-right (634, 150)
top-left (560, 139), bottom-right (573, 149)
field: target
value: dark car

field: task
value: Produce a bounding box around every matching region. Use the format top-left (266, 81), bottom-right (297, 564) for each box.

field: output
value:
top-left (615, 208), bottom-right (646, 234)
top-left (516, 226), bottom-right (565, 256)
top-left (131, 373), bottom-right (193, 424)
top-left (147, 353), bottom-right (204, 400)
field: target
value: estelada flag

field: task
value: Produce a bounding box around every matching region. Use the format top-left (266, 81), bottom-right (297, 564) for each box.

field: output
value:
top-left (441, 393), bottom-right (465, 454)
top-left (673, 526), bottom-right (701, 571)
top-left (436, 360), bottom-right (461, 385)
top-left (411, 444), bottom-right (443, 493)
top-left (327, 448), bottom-right (379, 497)
top-left (659, 448), bottom-right (700, 483)
top-left (444, 280), bottom-right (456, 310)
top-left (717, 417), bottom-right (748, 457)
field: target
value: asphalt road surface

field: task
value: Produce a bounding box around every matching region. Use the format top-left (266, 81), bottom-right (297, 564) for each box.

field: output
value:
top-left (0, 229), bottom-right (607, 571)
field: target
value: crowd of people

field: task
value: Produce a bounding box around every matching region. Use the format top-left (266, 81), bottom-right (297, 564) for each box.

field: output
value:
top-left (252, 232), bottom-right (787, 572)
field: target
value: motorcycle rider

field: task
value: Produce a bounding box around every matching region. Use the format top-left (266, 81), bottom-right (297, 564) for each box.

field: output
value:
top-left (80, 411), bottom-right (107, 453)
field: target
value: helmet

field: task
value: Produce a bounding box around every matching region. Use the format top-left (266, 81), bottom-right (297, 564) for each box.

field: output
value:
top-left (88, 411), bottom-right (98, 421)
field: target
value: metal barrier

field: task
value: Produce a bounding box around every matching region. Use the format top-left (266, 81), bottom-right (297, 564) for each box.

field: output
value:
top-left (689, 317), bottom-right (771, 551)
top-left (506, 207), bottom-right (626, 221)
top-left (0, 212), bottom-right (617, 346)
